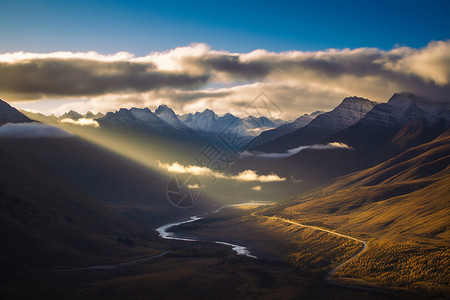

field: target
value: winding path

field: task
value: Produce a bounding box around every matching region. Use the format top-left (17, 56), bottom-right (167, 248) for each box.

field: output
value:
top-left (257, 215), bottom-right (369, 285)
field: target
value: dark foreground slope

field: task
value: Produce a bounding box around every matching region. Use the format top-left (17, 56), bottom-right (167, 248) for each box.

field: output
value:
top-left (0, 134), bottom-right (217, 226)
top-left (0, 145), bottom-right (165, 272)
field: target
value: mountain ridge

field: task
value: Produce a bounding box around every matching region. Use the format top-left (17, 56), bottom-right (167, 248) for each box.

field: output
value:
top-left (251, 96), bottom-right (377, 153)
top-left (0, 99), bottom-right (33, 125)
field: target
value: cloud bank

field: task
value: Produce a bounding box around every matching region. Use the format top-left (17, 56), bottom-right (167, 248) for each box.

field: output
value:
top-left (59, 118), bottom-right (100, 127)
top-left (241, 142), bottom-right (352, 158)
top-left (3, 41), bottom-right (450, 118)
top-left (0, 122), bottom-right (72, 138)
top-left (157, 161), bottom-right (285, 182)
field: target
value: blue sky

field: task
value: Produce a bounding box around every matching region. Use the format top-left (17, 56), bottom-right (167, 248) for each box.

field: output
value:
top-left (1, 0), bottom-right (449, 55)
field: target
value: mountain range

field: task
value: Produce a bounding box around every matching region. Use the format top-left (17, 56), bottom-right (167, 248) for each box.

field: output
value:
top-left (250, 96), bottom-right (377, 153)
top-left (61, 110), bottom-right (105, 120)
top-left (249, 110), bottom-right (323, 148)
top-left (18, 92), bottom-right (450, 192)
top-left (93, 105), bottom-right (281, 152)
top-left (272, 93), bottom-right (450, 188)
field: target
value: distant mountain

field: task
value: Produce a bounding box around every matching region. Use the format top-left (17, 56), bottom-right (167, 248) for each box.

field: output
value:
top-left (274, 93), bottom-right (450, 189)
top-left (182, 109), bottom-right (218, 133)
top-left (181, 109), bottom-right (279, 139)
top-left (56, 106), bottom-right (282, 147)
top-left (329, 93), bottom-right (450, 153)
top-left (0, 99), bottom-right (32, 125)
top-left (155, 104), bottom-right (193, 131)
top-left (252, 97), bottom-right (377, 153)
top-left (85, 111), bottom-right (105, 119)
top-left (249, 111), bottom-right (324, 148)
top-left (97, 107), bottom-right (179, 135)
top-left (354, 92), bottom-right (449, 129)
top-left (270, 118), bottom-right (287, 126)
top-left (242, 116), bottom-right (277, 129)
top-left (61, 110), bottom-right (84, 120)
top-left (60, 110), bottom-right (104, 120)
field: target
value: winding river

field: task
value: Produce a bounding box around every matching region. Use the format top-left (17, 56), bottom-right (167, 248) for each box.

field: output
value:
top-left (156, 202), bottom-right (270, 259)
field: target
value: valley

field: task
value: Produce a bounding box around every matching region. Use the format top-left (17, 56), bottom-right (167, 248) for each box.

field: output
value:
top-left (1, 91), bottom-right (449, 299)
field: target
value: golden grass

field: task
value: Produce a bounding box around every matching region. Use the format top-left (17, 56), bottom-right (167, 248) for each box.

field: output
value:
top-left (256, 131), bottom-right (450, 296)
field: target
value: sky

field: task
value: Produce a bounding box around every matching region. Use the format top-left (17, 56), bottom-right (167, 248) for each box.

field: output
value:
top-left (1, 0), bottom-right (449, 118)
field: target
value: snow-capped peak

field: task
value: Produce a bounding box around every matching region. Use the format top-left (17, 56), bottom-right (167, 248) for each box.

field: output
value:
top-left (154, 105), bottom-right (189, 130)
top-left (360, 92), bottom-right (450, 128)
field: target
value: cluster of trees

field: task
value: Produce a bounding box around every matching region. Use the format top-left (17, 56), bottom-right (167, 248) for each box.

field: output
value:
top-left (284, 228), bottom-right (361, 276)
top-left (336, 241), bottom-right (449, 297)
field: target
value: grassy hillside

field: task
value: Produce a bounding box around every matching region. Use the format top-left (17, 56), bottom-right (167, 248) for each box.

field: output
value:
top-left (274, 120), bottom-right (448, 192)
top-left (267, 129), bottom-right (450, 243)
top-left (256, 130), bottom-right (450, 295)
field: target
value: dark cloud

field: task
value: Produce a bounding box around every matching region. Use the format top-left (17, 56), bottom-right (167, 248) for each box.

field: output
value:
top-left (193, 55), bottom-right (271, 79)
top-left (166, 90), bottom-right (232, 103)
top-left (1, 41), bottom-right (449, 106)
top-left (0, 59), bottom-right (209, 100)
top-left (182, 42), bottom-right (450, 103)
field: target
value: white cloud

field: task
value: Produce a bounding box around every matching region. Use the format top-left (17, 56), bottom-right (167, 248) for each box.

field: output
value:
top-left (4, 41), bottom-right (450, 119)
top-left (157, 161), bottom-right (285, 182)
top-left (59, 118), bottom-right (99, 127)
top-left (251, 185), bottom-right (262, 191)
top-left (157, 161), bottom-right (213, 176)
top-left (384, 40), bottom-right (450, 86)
top-left (0, 50), bottom-right (135, 63)
top-left (229, 170), bottom-right (285, 182)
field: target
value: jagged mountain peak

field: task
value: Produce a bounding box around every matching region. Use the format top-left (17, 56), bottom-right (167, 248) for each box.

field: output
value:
top-left (154, 104), bottom-right (191, 130)
top-left (242, 115), bottom-right (277, 129)
top-left (250, 96), bottom-right (377, 153)
top-left (85, 111), bottom-right (95, 118)
top-left (360, 92), bottom-right (450, 128)
top-left (129, 107), bottom-right (151, 112)
top-left (309, 96), bottom-right (377, 131)
top-left (155, 104), bottom-right (175, 115)
top-left (338, 96), bottom-right (378, 110)
top-left (196, 108), bottom-right (216, 118)
top-left (61, 110), bottom-right (83, 120)
top-left (0, 98), bottom-right (33, 125)
top-left (97, 106), bottom-right (177, 134)
top-left (389, 92), bottom-right (424, 102)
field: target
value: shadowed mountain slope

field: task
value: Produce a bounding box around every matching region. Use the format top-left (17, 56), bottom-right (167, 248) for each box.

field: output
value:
top-left (251, 97), bottom-right (377, 153)
top-left (0, 146), bottom-right (164, 272)
top-left (265, 130), bottom-right (450, 242)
